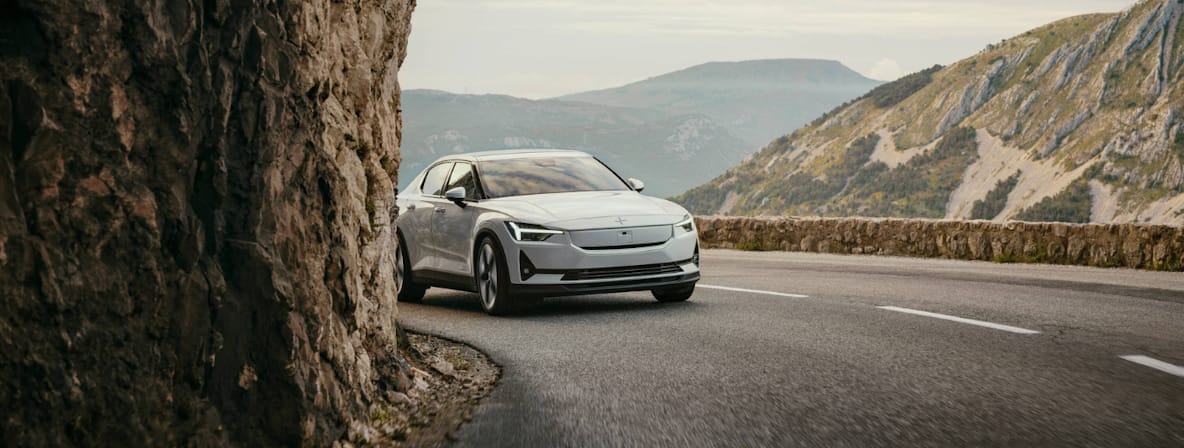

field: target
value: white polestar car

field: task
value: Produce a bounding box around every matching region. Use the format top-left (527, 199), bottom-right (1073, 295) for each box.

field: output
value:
top-left (395, 149), bottom-right (700, 315)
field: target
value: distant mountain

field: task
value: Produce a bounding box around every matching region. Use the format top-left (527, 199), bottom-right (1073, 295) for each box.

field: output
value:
top-left (399, 90), bottom-right (751, 198)
top-left (399, 59), bottom-right (880, 198)
top-left (558, 59), bottom-right (883, 146)
top-left (676, 0), bottom-right (1184, 225)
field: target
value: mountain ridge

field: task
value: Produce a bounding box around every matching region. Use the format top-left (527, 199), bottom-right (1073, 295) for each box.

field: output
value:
top-left (557, 58), bottom-right (882, 146)
top-left (400, 59), bottom-right (880, 197)
top-left (398, 89), bottom-right (751, 197)
top-left (560, 58), bottom-right (878, 92)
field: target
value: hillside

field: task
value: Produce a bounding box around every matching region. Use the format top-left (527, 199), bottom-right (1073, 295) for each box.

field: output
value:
top-left (677, 0), bottom-right (1184, 225)
top-left (558, 59), bottom-right (883, 146)
top-left (400, 90), bottom-right (751, 197)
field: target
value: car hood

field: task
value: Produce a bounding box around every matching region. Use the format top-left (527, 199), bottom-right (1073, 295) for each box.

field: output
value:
top-left (484, 191), bottom-right (689, 230)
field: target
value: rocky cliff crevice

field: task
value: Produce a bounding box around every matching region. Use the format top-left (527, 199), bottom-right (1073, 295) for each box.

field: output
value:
top-left (0, 0), bottom-right (414, 445)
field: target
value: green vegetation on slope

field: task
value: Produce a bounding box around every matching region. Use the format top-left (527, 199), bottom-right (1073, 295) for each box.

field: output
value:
top-left (675, 181), bottom-right (733, 215)
top-left (1015, 176), bottom-right (1093, 223)
top-left (676, 128), bottom-right (979, 217)
top-left (757, 134), bottom-right (880, 212)
top-left (683, 134), bottom-right (883, 214)
top-left (835, 127), bottom-right (981, 218)
top-left (810, 65), bottom-right (943, 127)
top-left (866, 65), bottom-right (944, 108)
top-left (971, 171), bottom-right (1022, 220)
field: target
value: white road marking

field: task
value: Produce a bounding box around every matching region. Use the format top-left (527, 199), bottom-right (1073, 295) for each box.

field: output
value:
top-left (1120, 355), bottom-right (1184, 378)
top-left (876, 306), bottom-right (1041, 335)
top-left (698, 284), bottom-right (809, 298)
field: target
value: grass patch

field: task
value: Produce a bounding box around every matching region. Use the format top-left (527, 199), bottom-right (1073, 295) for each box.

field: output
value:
top-left (371, 407), bottom-right (397, 426)
top-left (1149, 262), bottom-right (1184, 272)
top-left (992, 253), bottom-right (1019, 263)
top-left (445, 352), bottom-right (471, 371)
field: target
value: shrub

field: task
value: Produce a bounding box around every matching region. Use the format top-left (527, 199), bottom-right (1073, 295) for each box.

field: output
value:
top-left (970, 171), bottom-right (1022, 220)
top-left (1015, 179), bottom-right (1092, 223)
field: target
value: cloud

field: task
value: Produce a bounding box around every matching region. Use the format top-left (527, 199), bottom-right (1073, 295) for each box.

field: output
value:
top-left (429, 0), bottom-right (1136, 38)
top-left (404, 0), bottom-right (1138, 97)
top-left (867, 58), bottom-right (905, 81)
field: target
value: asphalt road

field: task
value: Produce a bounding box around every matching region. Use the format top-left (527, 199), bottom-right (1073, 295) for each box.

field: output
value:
top-left (400, 250), bottom-right (1184, 447)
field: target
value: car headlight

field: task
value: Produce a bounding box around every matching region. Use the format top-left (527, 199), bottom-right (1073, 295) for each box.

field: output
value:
top-left (506, 222), bottom-right (564, 242)
top-left (674, 215), bottom-right (695, 233)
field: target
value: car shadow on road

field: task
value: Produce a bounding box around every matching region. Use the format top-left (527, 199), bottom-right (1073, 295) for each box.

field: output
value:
top-left (412, 291), bottom-right (699, 318)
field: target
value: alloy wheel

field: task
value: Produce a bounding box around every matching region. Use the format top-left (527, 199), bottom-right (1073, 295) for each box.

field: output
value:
top-left (479, 242), bottom-right (498, 309)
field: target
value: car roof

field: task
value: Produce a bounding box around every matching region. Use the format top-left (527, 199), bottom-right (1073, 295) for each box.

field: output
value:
top-left (432, 149), bottom-right (592, 163)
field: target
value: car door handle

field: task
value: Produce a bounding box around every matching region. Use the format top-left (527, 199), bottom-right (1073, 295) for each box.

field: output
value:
top-left (434, 207), bottom-right (446, 214)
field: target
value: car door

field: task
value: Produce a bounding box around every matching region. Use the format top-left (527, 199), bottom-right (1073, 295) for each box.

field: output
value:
top-left (402, 161), bottom-right (453, 272)
top-left (432, 161), bottom-right (483, 276)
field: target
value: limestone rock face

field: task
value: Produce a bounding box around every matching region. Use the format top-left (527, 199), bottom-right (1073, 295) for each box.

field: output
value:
top-left (678, 0), bottom-right (1184, 224)
top-left (0, 0), bottom-right (414, 445)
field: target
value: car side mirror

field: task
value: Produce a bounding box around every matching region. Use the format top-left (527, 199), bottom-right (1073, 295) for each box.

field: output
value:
top-left (628, 178), bottom-right (645, 192)
top-left (444, 187), bottom-right (466, 204)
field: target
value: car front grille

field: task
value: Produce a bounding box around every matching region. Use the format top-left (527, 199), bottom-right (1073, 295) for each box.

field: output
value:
top-left (560, 260), bottom-right (689, 281)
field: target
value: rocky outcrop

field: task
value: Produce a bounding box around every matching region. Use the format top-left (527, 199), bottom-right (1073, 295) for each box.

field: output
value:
top-left (0, 0), bottom-right (414, 445)
top-left (696, 217), bottom-right (1184, 270)
top-left (677, 0), bottom-right (1184, 224)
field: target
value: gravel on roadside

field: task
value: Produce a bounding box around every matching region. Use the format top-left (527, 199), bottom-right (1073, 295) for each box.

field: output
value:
top-left (340, 331), bottom-right (499, 447)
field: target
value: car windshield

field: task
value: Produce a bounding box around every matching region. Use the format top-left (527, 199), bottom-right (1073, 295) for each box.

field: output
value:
top-left (479, 156), bottom-right (630, 198)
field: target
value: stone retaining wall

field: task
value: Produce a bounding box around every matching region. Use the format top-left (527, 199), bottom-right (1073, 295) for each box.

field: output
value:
top-left (694, 217), bottom-right (1184, 271)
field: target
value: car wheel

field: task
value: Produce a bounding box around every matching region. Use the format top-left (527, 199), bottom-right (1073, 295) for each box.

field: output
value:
top-left (652, 284), bottom-right (695, 302)
top-left (476, 237), bottom-right (529, 315)
top-left (396, 233), bottom-right (427, 303)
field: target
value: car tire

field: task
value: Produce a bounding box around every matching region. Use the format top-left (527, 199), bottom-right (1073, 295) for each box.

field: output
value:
top-left (396, 233), bottom-right (427, 303)
top-left (652, 284), bottom-right (695, 302)
top-left (475, 236), bottom-right (531, 315)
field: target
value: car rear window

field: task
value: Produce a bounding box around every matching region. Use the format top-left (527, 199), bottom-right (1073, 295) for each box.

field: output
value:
top-left (479, 156), bottom-right (629, 198)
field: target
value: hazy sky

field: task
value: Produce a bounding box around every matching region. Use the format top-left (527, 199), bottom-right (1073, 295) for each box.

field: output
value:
top-left (402, 0), bottom-right (1137, 99)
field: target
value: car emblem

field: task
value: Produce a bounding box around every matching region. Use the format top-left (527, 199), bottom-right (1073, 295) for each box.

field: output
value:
top-left (614, 217), bottom-right (627, 225)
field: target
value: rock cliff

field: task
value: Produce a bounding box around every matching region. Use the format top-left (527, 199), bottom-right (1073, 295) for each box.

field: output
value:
top-left (0, 0), bottom-right (414, 445)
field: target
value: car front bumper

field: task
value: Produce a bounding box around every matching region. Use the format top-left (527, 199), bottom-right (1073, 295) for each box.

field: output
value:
top-left (497, 223), bottom-right (701, 297)
top-left (510, 272), bottom-right (699, 297)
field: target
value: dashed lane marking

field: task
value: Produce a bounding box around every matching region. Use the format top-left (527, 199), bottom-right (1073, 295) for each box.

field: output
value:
top-left (876, 305), bottom-right (1040, 335)
top-left (1120, 355), bottom-right (1184, 378)
top-left (698, 284), bottom-right (809, 299)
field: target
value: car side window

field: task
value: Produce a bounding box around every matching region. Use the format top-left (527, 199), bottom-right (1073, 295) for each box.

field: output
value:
top-left (420, 162), bottom-right (453, 196)
top-left (444, 162), bottom-right (481, 200)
